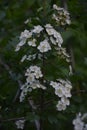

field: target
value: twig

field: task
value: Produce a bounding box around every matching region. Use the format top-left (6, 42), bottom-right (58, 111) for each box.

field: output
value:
top-left (1, 117), bottom-right (25, 122)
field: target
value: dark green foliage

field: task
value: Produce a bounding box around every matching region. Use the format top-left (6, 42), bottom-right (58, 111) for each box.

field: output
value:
top-left (0, 0), bottom-right (87, 130)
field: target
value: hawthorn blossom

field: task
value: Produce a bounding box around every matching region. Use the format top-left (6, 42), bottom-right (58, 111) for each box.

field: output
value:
top-left (25, 66), bottom-right (43, 82)
top-left (32, 25), bottom-right (44, 34)
top-left (15, 4), bottom-right (72, 112)
top-left (28, 39), bottom-right (37, 47)
top-left (73, 113), bottom-right (84, 130)
top-left (61, 96), bottom-right (70, 106)
top-left (50, 79), bottom-right (72, 111)
top-left (21, 55), bottom-right (27, 62)
top-left (73, 113), bottom-right (87, 130)
top-left (56, 100), bottom-right (66, 111)
top-left (15, 39), bottom-right (26, 51)
top-left (19, 66), bottom-right (44, 102)
top-left (45, 24), bottom-right (63, 47)
top-left (53, 4), bottom-right (71, 25)
top-left (37, 39), bottom-right (51, 53)
top-left (20, 29), bottom-right (32, 40)
top-left (26, 54), bottom-right (36, 61)
top-left (15, 29), bottom-right (32, 51)
top-left (15, 120), bottom-right (25, 129)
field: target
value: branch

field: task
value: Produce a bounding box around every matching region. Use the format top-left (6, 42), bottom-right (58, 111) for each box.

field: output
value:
top-left (2, 117), bottom-right (25, 122)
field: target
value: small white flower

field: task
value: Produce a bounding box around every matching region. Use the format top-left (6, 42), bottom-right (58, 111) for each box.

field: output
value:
top-left (24, 19), bottom-right (30, 24)
top-left (15, 45), bottom-right (20, 52)
top-left (26, 73), bottom-right (35, 84)
top-left (53, 31), bottom-right (63, 47)
top-left (32, 25), bottom-right (44, 34)
top-left (56, 100), bottom-right (66, 111)
top-left (53, 4), bottom-right (71, 26)
top-left (61, 97), bottom-right (70, 106)
top-left (45, 24), bottom-right (54, 36)
top-left (25, 66), bottom-right (43, 81)
top-left (69, 65), bottom-right (73, 75)
top-left (55, 87), bottom-right (64, 97)
top-left (21, 55), bottom-right (27, 62)
top-left (26, 54), bottom-right (36, 61)
top-left (50, 37), bottom-right (56, 45)
top-left (30, 82), bottom-right (46, 90)
top-left (19, 38), bottom-right (26, 46)
top-left (73, 116), bottom-right (84, 130)
top-left (15, 39), bottom-right (26, 51)
top-left (37, 39), bottom-right (51, 53)
top-left (53, 4), bottom-right (63, 11)
top-left (28, 39), bottom-right (36, 47)
top-left (50, 81), bottom-right (58, 89)
top-left (15, 120), bottom-right (25, 129)
top-left (20, 29), bottom-right (32, 40)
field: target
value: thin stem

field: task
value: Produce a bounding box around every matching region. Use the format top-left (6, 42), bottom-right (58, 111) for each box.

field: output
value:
top-left (1, 117), bottom-right (25, 122)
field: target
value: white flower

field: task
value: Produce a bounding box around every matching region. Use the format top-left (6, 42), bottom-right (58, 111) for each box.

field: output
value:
top-left (45, 24), bottom-right (55, 35)
top-left (15, 120), bottom-right (25, 129)
top-left (45, 24), bottom-right (53, 29)
top-left (28, 39), bottom-right (36, 47)
top-left (73, 115), bottom-right (84, 130)
top-left (26, 73), bottom-right (35, 84)
top-left (50, 79), bottom-right (72, 111)
top-left (30, 81), bottom-right (46, 90)
top-left (37, 39), bottom-right (51, 53)
top-left (32, 25), bottom-right (44, 34)
top-left (53, 4), bottom-right (63, 11)
top-left (24, 19), bottom-right (30, 24)
top-left (56, 100), bottom-right (66, 111)
top-left (45, 24), bottom-right (63, 47)
top-left (73, 113), bottom-right (87, 130)
top-left (50, 37), bottom-right (56, 45)
top-left (20, 55), bottom-right (27, 62)
top-left (50, 81), bottom-right (58, 89)
top-left (53, 31), bottom-right (63, 47)
top-left (53, 4), bottom-right (71, 26)
top-left (55, 86), bottom-right (64, 97)
top-left (20, 83), bottom-right (32, 102)
top-left (25, 66), bottom-right (43, 81)
top-left (26, 54), bottom-right (36, 61)
top-left (18, 39), bottom-right (26, 47)
top-left (69, 65), bottom-right (73, 75)
top-left (20, 29), bottom-right (32, 40)
top-left (15, 39), bottom-right (26, 51)
top-left (61, 97), bottom-right (70, 106)
top-left (15, 45), bottom-right (21, 52)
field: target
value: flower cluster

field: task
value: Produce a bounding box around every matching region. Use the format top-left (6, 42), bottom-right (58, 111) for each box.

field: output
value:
top-left (20, 66), bottom-right (46, 102)
top-left (15, 120), bottom-right (25, 129)
top-left (15, 24), bottom-right (63, 54)
top-left (50, 79), bottom-right (72, 111)
top-left (73, 113), bottom-right (87, 130)
top-left (55, 47), bottom-right (70, 62)
top-left (53, 4), bottom-right (71, 25)
top-left (15, 4), bottom-right (72, 111)
top-left (45, 24), bottom-right (63, 47)
top-left (20, 54), bottom-right (36, 62)
top-left (25, 66), bottom-right (43, 82)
